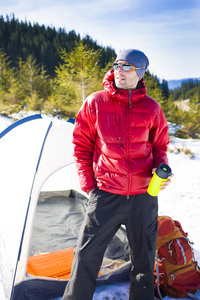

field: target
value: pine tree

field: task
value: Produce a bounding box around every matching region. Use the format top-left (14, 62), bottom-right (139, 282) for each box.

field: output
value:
top-left (143, 71), bottom-right (165, 106)
top-left (0, 50), bottom-right (18, 113)
top-left (45, 41), bottom-right (103, 117)
top-left (160, 79), bottom-right (169, 99)
top-left (58, 41), bottom-right (102, 101)
top-left (16, 55), bottom-right (50, 111)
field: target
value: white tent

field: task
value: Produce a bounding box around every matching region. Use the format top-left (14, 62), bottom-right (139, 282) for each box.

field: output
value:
top-left (0, 114), bottom-right (81, 299)
top-left (1, 115), bottom-right (200, 300)
top-left (0, 114), bottom-right (130, 300)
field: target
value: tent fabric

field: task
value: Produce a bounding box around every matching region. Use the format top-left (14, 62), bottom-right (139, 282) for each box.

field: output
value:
top-left (12, 279), bottom-right (68, 300)
top-left (0, 114), bottom-right (77, 299)
top-left (29, 190), bottom-right (86, 257)
top-left (0, 114), bottom-right (42, 139)
top-left (0, 114), bottom-right (55, 300)
top-left (28, 190), bottom-right (130, 261)
top-left (14, 116), bottom-right (77, 288)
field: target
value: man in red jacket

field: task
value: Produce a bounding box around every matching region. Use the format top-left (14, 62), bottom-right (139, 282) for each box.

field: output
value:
top-left (62, 49), bottom-right (172, 300)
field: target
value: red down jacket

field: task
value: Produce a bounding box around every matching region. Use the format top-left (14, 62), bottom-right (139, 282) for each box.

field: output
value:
top-left (73, 70), bottom-right (169, 195)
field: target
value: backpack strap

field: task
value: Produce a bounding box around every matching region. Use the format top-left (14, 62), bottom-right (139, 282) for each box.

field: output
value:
top-left (155, 250), bottom-right (163, 300)
top-left (187, 292), bottom-right (200, 300)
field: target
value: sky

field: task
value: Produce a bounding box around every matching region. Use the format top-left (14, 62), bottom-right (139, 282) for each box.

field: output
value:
top-left (0, 0), bottom-right (200, 81)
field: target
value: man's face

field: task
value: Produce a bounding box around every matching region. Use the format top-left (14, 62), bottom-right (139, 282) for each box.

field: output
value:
top-left (114, 60), bottom-right (139, 89)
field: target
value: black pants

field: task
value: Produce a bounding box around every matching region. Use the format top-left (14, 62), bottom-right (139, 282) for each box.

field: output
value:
top-left (62, 189), bottom-right (158, 300)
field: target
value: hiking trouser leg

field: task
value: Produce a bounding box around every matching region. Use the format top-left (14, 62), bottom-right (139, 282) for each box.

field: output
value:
top-left (62, 188), bottom-right (121, 300)
top-left (126, 193), bottom-right (158, 300)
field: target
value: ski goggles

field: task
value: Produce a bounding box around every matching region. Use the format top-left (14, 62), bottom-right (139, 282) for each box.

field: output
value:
top-left (113, 62), bottom-right (145, 72)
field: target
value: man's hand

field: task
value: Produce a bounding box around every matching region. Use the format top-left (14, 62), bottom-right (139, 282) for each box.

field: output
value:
top-left (152, 168), bottom-right (173, 190)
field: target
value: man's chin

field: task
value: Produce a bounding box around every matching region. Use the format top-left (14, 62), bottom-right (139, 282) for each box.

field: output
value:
top-left (115, 82), bottom-right (126, 89)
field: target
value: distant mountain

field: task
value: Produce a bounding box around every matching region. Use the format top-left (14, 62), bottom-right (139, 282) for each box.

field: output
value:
top-left (168, 78), bottom-right (200, 90)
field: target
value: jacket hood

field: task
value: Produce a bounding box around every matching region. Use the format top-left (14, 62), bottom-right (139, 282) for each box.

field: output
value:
top-left (103, 70), bottom-right (147, 105)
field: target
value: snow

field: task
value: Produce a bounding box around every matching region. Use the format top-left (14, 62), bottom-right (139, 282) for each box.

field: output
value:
top-left (0, 115), bottom-right (13, 132)
top-left (0, 115), bottom-right (200, 300)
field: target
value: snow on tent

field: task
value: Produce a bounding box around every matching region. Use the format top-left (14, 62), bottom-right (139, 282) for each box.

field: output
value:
top-left (0, 114), bottom-right (131, 300)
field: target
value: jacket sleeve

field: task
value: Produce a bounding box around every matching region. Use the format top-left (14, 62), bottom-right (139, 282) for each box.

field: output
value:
top-left (72, 97), bottom-right (97, 193)
top-left (149, 106), bottom-right (170, 168)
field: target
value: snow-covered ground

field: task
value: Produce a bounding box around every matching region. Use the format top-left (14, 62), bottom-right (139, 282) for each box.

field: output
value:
top-left (0, 115), bottom-right (200, 300)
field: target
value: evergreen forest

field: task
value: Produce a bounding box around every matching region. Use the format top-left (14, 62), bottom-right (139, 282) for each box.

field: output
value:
top-left (0, 15), bottom-right (200, 139)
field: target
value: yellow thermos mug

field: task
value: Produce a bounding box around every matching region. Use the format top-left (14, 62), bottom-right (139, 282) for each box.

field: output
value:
top-left (147, 163), bottom-right (172, 197)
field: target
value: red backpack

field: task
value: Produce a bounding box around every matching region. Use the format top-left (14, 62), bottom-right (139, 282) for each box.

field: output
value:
top-left (154, 216), bottom-right (200, 299)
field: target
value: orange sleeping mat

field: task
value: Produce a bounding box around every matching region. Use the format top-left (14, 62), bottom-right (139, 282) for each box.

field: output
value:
top-left (27, 247), bottom-right (75, 280)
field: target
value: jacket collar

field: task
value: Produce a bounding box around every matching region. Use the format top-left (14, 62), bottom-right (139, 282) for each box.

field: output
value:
top-left (103, 70), bottom-right (147, 105)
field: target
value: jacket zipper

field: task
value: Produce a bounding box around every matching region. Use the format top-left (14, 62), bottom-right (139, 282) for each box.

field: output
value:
top-left (127, 89), bottom-right (132, 195)
top-left (128, 89), bottom-right (132, 108)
